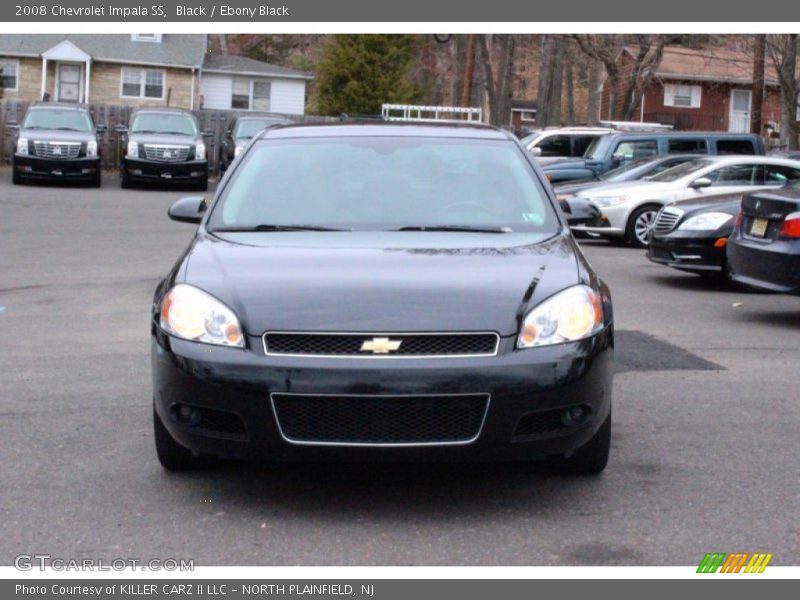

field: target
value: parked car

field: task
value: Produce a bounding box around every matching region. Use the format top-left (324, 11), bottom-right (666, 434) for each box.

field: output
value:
top-left (522, 127), bottom-right (611, 159)
top-left (560, 197), bottom-right (602, 227)
top-left (571, 156), bottom-right (800, 248)
top-left (218, 114), bottom-right (292, 174)
top-left (553, 154), bottom-right (703, 201)
top-left (541, 132), bottom-right (766, 184)
top-left (9, 103), bottom-right (105, 187)
top-left (727, 187), bottom-right (800, 294)
top-left (117, 108), bottom-right (209, 190)
top-left (152, 122), bottom-right (614, 474)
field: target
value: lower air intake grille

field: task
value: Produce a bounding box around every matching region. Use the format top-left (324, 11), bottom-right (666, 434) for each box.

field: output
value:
top-left (272, 393), bottom-right (489, 445)
top-left (514, 409), bottom-right (569, 438)
top-left (264, 332), bottom-right (499, 357)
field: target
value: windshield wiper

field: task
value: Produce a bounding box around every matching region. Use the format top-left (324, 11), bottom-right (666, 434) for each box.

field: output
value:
top-left (210, 224), bottom-right (351, 233)
top-left (393, 225), bottom-right (513, 233)
top-left (161, 131), bottom-right (193, 135)
top-left (55, 127), bottom-right (82, 132)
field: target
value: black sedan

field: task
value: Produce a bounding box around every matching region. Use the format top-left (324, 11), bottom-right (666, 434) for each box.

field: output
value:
top-left (152, 122), bottom-right (614, 475)
top-left (219, 115), bottom-right (292, 174)
top-left (647, 194), bottom-right (741, 278)
top-left (727, 187), bottom-right (800, 294)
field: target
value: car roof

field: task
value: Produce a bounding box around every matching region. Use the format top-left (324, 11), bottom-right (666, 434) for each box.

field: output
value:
top-left (131, 107), bottom-right (195, 117)
top-left (29, 102), bottom-right (90, 112)
top-left (258, 122), bottom-right (511, 141)
top-left (606, 131), bottom-right (759, 139)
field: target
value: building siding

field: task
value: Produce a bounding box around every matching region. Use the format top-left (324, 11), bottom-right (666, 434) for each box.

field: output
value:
top-left (199, 74), bottom-right (306, 114)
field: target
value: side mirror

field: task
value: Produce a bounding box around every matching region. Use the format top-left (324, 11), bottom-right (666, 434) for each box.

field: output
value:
top-left (114, 125), bottom-right (128, 134)
top-left (95, 124), bottom-right (107, 133)
top-left (6, 120), bottom-right (19, 130)
top-left (168, 196), bottom-right (207, 224)
top-left (530, 146), bottom-right (543, 157)
top-left (690, 177), bottom-right (712, 189)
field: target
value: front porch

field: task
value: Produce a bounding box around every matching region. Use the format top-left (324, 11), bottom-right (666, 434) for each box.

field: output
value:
top-left (39, 40), bottom-right (92, 104)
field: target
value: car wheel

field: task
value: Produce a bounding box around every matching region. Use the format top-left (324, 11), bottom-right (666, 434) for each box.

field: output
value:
top-left (626, 204), bottom-right (660, 248)
top-left (90, 171), bottom-right (102, 188)
top-left (12, 167), bottom-right (23, 185)
top-left (545, 412), bottom-right (611, 475)
top-left (197, 177), bottom-right (209, 192)
top-left (153, 405), bottom-right (203, 471)
top-left (120, 170), bottom-right (131, 189)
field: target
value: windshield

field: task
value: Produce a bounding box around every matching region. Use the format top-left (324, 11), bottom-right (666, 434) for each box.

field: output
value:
top-left (583, 135), bottom-right (609, 159)
top-left (208, 137), bottom-right (559, 233)
top-left (234, 119), bottom-right (285, 140)
top-left (131, 113), bottom-right (198, 136)
top-left (649, 159), bottom-right (714, 182)
top-left (23, 109), bottom-right (93, 132)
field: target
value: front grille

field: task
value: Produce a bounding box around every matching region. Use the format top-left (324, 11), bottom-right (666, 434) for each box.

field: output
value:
top-left (143, 144), bottom-right (191, 162)
top-left (264, 332), bottom-right (499, 358)
top-left (271, 393), bottom-right (490, 445)
top-left (653, 207), bottom-right (684, 235)
top-left (33, 141), bottom-right (81, 160)
top-left (513, 409), bottom-right (569, 438)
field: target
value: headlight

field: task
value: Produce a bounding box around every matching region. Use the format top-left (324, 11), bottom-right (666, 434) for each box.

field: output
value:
top-left (677, 212), bottom-right (733, 231)
top-left (16, 138), bottom-right (28, 155)
top-left (517, 285), bottom-right (604, 349)
top-left (86, 140), bottom-right (98, 157)
top-left (160, 284), bottom-right (244, 348)
top-left (127, 141), bottom-right (138, 158)
top-left (195, 142), bottom-right (206, 161)
top-left (590, 196), bottom-right (628, 208)
top-left (234, 144), bottom-right (244, 157)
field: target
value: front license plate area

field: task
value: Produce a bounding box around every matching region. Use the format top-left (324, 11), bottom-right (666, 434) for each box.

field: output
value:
top-left (750, 217), bottom-right (768, 237)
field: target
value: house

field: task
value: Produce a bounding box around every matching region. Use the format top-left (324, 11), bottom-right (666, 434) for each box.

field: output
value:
top-left (510, 100), bottom-right (538, 130)
top-left (600, 46), bottom-right (785, 134)
top-left (0, 34), bottom-right (311, 114)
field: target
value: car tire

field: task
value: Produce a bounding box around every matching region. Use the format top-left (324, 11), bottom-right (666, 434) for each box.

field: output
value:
top-left (197, 177), bottom-right (209, 192)
top-left (90, 170), bottom-right (102, 188)
top-left (153, 405), bottom-right (203, 471)
top-left (12, 167), bottom-right (23, 185)
top-left (545, 412), bottom-right (611, 475)
top-left (626, 204), bottom-right (661, 248)
top-left (120, 170), bottom-right (131, 189)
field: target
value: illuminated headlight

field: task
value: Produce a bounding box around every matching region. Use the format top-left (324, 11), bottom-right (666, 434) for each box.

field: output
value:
top-left (86, 140), bottom-right (98, 157)
top-left (16, 138), bottom-right (29, 155)
top-left (677, 212), bottom-right (733, 231)
top-left (234, 144), bottom-right (244, 157)
top-left (127, 141), bottom-right (138, 158)
top-left (517, 285), bottom-right (604, 349)
top-left (195, 142), bottom-right (206, 161)
top-left (590, 196), bottom-right (628, 208)
top-left (160, 284), bottom-right (244, 347)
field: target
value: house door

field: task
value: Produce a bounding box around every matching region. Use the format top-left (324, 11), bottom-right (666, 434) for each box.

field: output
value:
top-left (729, 89), bottom-right (751, 133)
top-left (56, 63), bottom-right (82, 102)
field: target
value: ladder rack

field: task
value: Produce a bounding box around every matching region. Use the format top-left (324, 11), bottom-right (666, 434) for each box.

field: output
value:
top-left (381, 104), bottom-right (483, 123)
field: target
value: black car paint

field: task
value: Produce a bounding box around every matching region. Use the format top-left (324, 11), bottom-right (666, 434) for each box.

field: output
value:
top-left (218, 116), bottom-right (292, 174)
top-left (11, 104), bottom-right (103, 185)
top-left (728, 188), bottom-right (800, 294)
top-left (151, 123), bottom-right (614, 463)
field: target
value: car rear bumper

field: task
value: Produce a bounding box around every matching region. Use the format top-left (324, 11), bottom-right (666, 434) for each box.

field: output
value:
top-left (727, 236), bottom-right (800, 294)
top-left (13, 153), bottom-right (100, 180)
top-left (647, 231), bottom-right (728, 274)
top-left (122, 157), bottom-right (208, 182)
top-left (151, 326), bottom-right (614, 463)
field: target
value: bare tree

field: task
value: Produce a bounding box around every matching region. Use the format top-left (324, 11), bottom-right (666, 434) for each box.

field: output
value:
top-left (751, 34), bottom-right (766, 135)
top-left (478, 34), bottom-right (516, 126)
top-left (536, 35), bottom-right (566, 127)
top-left (767, 34), bottom-right (799, 150)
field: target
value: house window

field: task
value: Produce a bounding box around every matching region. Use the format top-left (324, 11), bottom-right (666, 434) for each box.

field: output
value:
top-left (231, 79), bottom-right (272, 111)
top-left (664, 83), bottom-right (701, 108)
top-left (0, 59), bottom-right (19, 91)
top-left (131, 34), bottom-right (162, 43)
top-left (519, 110), bottom-right (536, 121)
top-left (121, 68), bottom-right (165, 99)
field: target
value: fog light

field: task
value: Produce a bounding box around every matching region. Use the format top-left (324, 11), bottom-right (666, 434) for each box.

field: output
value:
top-left (20, 166), bottom-right (33, 173)
top-left (172, 403), bottom-right (201, 426)
top-left (561, 404), bottom-right (593, 427)
top-left (130, 169), bottom-right (142, 175)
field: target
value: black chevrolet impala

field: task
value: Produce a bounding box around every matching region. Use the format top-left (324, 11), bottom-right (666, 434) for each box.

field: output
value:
top-left (152, 123), bottom-right (614, 474)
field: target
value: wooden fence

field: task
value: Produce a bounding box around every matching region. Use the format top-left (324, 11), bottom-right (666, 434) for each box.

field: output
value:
top-left (0, 100), bottom-right (336, 177)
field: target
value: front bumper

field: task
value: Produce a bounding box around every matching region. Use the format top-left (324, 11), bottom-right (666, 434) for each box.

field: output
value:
top-left (122, 157), bottom-right (208, 182)
top-left (570, 204), bottom-right (629, 238)
top-left (13, 153), bottom-right (100, 180)
top-left (152, 327), bottom-right (614, 462)
top-left (647, 231), bottom-right (729, 274)
top-left (727, 235), bottom-right (800, 294)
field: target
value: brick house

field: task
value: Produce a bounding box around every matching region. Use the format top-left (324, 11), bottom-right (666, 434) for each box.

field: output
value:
top-left (0, 34), bottom-right (311, 114)
top-left (600, 46), bottom-right (787, 135)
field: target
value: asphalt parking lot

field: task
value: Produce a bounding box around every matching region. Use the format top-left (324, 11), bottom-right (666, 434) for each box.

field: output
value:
top-left (1, 171), bottom-right (798, 567)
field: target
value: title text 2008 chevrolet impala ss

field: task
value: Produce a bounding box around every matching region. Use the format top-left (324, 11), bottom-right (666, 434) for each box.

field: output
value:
top-left (151, 123), bottom-right (614, 474)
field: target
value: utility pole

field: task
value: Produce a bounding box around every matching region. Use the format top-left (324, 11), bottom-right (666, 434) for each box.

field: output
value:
top-left (751, 34), bottom-right (766, 135)
top-left (461, 34), bottom-right (477, 109)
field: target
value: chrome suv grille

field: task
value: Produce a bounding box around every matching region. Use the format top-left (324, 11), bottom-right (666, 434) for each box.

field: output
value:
top-left (263, 332), bottom-right (500, 358)
top-left (142, 144), bottom-right (191, 162)
top-left (33, 141), bottom-right (81, 160)
top-left (271, 393), bottom-right (490, 446)
top-left (653, 207), bottom-right (684, 234)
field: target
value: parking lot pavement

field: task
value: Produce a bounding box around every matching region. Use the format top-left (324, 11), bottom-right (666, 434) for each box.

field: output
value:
top-left (1, 170), bottom-right (798, 566)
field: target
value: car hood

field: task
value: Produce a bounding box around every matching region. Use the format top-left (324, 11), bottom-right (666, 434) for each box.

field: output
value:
top-left (179, 231), bottom-right (581, 336)
top-left (20, 128), bottom-right (95, 142)
top-left (128, 133), bottom-right (199, 145)
top-left (553, 179), bottom-right (603, 196)
top-left (575, 180), bottom-right (676, 198)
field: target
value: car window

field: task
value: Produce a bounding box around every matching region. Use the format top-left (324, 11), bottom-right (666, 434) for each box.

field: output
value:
top-left (209, 137), bottom-right (559, 233)
top-left (234, 119), bottom-right (285, 139)
top-left (23, 109), bottom-right (93, 132)
top-left (668, 139), bottom-right (707, 154)
top-left (764, 164), bottom-right (800, 185)
top-left (650, 158), bottom-right (715, 182)
top-left (536, 135), bottom-right (572, 157)
top-left (706, 164), bottom-right (759, 186)
top-left (571, 136), bottom-right (596, 157)
top-left (716, 139), bottom-right (756, 155)
top-left (613, 140), bottom-right (658, 163)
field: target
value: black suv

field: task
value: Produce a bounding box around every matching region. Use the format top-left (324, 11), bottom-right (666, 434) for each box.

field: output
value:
top-left (10, 103), bottom-right (105, 187)
top-left (219, 115), bottom-right (291, 174)
top-left (117, 108), bottom-right (209, 190)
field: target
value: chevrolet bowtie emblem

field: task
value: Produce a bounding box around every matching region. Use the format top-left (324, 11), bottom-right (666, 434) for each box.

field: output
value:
top-left (360, 337), bottom-right (402, 354)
